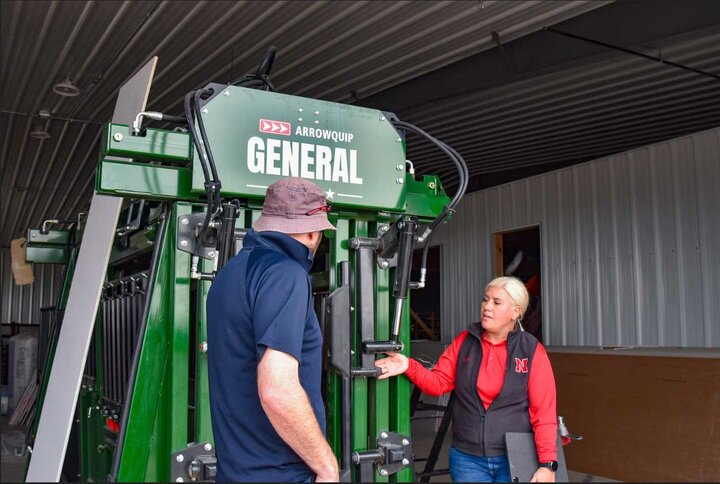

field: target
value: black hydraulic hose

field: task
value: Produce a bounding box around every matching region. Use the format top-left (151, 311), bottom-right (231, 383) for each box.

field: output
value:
top-left (255, 46), bottom-right (277, 77)
top-left (194, 90), bottom-right (221, 189)
top-left (392, 120), bottom-right (469, 283)
top-left (160, 114), bottom-right (186, 124)
top-left (194, 90), bottom-right (223, 219)
top-left (231, 46), bottom-right (277, 91)
top-left (392, 120), bottom-right (468, 210)
top-left (184, 91), bottom-right (215, 255)
top-left (184, 92), bottom-right (211, 184)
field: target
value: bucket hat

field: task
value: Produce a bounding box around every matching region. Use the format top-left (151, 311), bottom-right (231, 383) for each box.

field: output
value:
top-left (252, 177), bottom-right (336, 234)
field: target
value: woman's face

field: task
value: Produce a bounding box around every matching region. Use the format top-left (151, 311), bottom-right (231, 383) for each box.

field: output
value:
top-left (480, 286), bottom-right (520, 334)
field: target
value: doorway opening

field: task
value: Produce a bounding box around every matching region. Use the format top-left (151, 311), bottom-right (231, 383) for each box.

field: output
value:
top-left (494, 226), bottom-right (542, 341)
top-left (410, 246), bottom-right (441, 341)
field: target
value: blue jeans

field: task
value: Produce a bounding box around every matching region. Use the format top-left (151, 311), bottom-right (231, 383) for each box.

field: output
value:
top-left (449, 447), bottom-right (511, 482)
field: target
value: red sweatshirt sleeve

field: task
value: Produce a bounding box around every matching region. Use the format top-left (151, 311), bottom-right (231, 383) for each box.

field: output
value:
top-left (404, 331), bottom-right (469, 397)
top-left (528, 343), bottom-right (558, 462)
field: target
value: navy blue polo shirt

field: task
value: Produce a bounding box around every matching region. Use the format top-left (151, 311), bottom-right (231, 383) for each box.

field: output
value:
top-left (206, 229), bottom-right (325, 482)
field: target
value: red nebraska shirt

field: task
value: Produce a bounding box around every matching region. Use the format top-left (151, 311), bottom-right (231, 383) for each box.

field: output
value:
top-left (406, 331), bottom-right (558, 462)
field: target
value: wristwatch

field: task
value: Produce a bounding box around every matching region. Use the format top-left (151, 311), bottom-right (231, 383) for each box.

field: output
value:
top-left (538, 461), bottom-right (558, 471)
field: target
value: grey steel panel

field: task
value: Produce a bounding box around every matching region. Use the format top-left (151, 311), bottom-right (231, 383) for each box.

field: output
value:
top-left (26, 57), bottom-right (157, 483)
top-left (432, 127), bottom-right (720, 349)
top-left (0, 249), bottom-right (62, 325)
top-left (693, 129), bottom-right (720, 348)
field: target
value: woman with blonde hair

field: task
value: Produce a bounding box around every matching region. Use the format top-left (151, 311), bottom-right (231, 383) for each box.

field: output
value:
top-left (375, 276), bottom-right (558, 482)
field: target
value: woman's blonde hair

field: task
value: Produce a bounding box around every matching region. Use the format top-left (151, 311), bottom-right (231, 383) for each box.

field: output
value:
top-left (485, 276), bottom-right (529, 323)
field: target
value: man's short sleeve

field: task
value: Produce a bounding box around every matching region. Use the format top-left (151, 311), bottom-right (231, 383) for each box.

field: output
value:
top-left (252, 262), bottom-right (309, 362)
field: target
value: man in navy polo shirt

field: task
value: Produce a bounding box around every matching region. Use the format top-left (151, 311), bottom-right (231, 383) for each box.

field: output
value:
top-left (207, 177), bottom-right (339, 482)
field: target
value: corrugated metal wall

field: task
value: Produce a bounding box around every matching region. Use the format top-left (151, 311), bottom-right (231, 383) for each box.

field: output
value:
top-left (432, 126), bottom-right (720, 348)
top-left (0, 248), bottom-right (63, 325)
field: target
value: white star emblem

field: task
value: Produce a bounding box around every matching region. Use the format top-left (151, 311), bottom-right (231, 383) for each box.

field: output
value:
top-left (325, 188), bottom-right (335, 200)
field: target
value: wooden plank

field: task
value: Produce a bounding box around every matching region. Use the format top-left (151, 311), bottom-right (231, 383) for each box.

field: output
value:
top-left (549, 351), bottom-right (720, 482)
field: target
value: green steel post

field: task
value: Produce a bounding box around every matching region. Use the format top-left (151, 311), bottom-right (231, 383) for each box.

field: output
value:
top-left (169, 203), bottom-right (192, 454)
top-left (195, 255), bottom-right (214, 443)
top-left (116, 204), bottom-right (188, 481)
top-left (373, 233), bottom-right (391, 483)
top-left (350, 220), bottom-right (370, 481)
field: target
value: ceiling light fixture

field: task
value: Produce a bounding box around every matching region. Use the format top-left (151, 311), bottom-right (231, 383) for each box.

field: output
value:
top-left (30, 122), bottom-right (51, 139)
top-left (53, 76), bottom-right (80, 97)
top-left (30, 112), bottom-right (51, 139)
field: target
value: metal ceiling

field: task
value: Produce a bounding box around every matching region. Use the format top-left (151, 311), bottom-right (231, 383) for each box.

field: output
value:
top-left (0, 0), bottom-right (608, 246)
top-left (0, 0), bottom-right (716, 249)
top-left (401, 25), bottom-right (720, 187)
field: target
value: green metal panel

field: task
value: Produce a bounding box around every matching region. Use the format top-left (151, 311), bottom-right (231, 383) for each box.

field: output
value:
top-left (102, 124), bottom-right (192, 164)
top-left (169, 203), bottom-right (192, 454)
top-left (25, 229), bottom-right (71, 263)
top-left (97, 159), bottom-right (198, 201)
top-left (26, 229), bottom-right (70, 244)
top-left (404, 175), bottom-right (450, 221)
top-left (192, 85), bottom-right (407, 212)
top-left (25, 246), bottom-right (67, 264)
top-left (117, 204), bottom-right (190, 482)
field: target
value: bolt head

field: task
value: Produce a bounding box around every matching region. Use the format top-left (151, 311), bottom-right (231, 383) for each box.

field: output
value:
top-left (314, 120), bottom-right (319, 125)
top-left (176, 454), bottom-right (184, 462)
top-left (199, 342), bottom-right (208, 353)
top-left (298, 117), bottom-right (303, 122)
top-left (181, 218), bottom-right (189, 225)
top-left (298, 108), bottom-right (303, 112)
top-left (208, 251), bottom-right (215, 257)
top-left (314, 111), bottom-right (320, 115)
top-left (223, 91), bottom-right (229, 96)
top-left (180, 240), bottom-right (188, 247)
top-left (176, 478), bottom-right (184, 482)
top-left (380, 431), bottom-right (388, 439)
top-left (204, 443), bottom-right (212, 451)
top-left (396, 177), bottom-right (404, 184)
top-left (380, 261), bottom-right (389, 269)
top-left (380, 115), bottom-right (386, 121)
top-left (201, 108), bottom-right (208, 114)
top-left (428, 182), bottom-right (436, 189)
top-left (113, 132), bottom-right (123, 142)
top-left (396, 137), bottom-right (402, 142)
top-left (402, 438), bottom-right (410, 445)
top-left (380, 469), bottom-right (388, 476)
top-left (396, 165), bottom-right (403, 171)
top-left (402, 458), bottom-right (410, 466)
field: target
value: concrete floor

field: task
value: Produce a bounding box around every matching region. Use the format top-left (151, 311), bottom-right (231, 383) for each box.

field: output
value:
top-left (1, 399), bottom-right (616, 483)
top-left (0, 414), bottom-right (28, 483)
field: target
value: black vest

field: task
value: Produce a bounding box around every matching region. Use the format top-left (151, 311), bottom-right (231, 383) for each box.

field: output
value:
top-left (452, 324), bottom-right (538, 456)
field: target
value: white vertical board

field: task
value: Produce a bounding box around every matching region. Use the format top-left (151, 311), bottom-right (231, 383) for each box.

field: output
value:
top-left (26, 58), bottom-right (158, 482)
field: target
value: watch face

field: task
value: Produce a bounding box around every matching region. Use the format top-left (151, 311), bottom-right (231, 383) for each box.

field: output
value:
top-left (541, 461), bottom-right (559, 471)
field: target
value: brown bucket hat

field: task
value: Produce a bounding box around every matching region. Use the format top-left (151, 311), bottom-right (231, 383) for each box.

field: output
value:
top-left (253, 177), bottom-right (336, 234)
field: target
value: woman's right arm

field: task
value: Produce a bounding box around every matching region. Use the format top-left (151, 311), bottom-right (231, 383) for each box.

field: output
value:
top-left (375, 331), bottom-right (469, 397)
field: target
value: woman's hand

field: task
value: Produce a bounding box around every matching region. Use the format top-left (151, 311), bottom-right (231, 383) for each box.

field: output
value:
top-left (530, 467), bottom-right (555, 482)
top-left (374, 352), bottom-right (409, 379)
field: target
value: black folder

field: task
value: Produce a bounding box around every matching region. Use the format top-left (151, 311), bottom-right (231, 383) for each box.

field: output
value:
top-left (505, 433), bottom-right (569, 482)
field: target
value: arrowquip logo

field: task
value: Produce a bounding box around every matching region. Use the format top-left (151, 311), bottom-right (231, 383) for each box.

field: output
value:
top-left (259, 119), bottom-right (291, 136)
